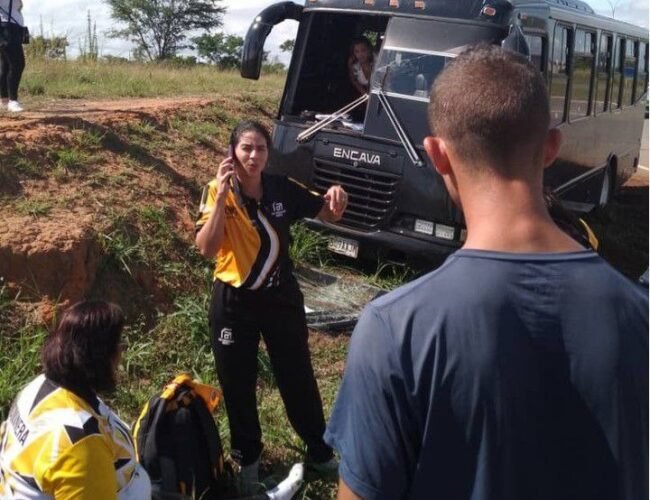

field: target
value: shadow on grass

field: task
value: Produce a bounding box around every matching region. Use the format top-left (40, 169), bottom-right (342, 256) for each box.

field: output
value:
top-left (39, 114), bottom-right (202, 199)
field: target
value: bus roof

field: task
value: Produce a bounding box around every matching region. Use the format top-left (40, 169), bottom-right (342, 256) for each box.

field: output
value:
top-left (302, 0), bottom-right (647, 36)
top-left (303, 0), bottom-right (589, 17)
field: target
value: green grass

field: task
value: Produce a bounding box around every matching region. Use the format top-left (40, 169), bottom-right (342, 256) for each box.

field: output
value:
top-left (0, 282), bottom-right (48, 421)
top-left (0, 325), bottom-right (47, 421)
top-left (13, 199), bottom-right (54, 217)
top-left (290, 223), bottom-right (331, 266)
top-left (49, 146), bottom-right (93, 174)
top-left (21, 59), bottom-right (286, 100)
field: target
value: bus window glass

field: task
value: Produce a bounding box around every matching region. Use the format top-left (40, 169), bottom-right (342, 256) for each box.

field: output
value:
top-left (570, 29), bottom-right (595, 119)
top-left (286, 12), bottom-right (389, 118)
top-left (372, 49), bottom-right (451, 99)
top-left (551, 25), bottom-right (570, 125)
top-left (622, 39), bottom-right (637, 105)
top-left (594, 34), bottom-right (612, 113)
top-left (610, 38), bottom-right (623, 109)
top-left (637, 42), bottom-right (649, 100)
top-left (525, 35), bottom-right (544, 71)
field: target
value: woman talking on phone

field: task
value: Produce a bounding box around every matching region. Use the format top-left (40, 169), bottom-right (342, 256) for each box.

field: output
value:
top-left (195, 121), bottom-right (348, 494)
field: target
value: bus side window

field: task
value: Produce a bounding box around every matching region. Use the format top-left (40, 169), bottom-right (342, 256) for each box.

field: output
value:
top-left (551, 25), bottom-right (571, 125)
top-left (594, 33), bottom-right (612, 113)
top-left (524, 34), bottom-right (545, 72)
top-left (636, 42), bottom-right (649, 102)
top-left (621, 39), bottom-right (637, 105)
top-left (570, 29), bottom-right (595, 120)
top-left (610, 38), bottom-right (623, 110)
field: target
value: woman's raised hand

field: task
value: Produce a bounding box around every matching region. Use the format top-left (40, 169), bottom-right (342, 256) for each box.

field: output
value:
top-left (216, 157), bottom-right (235, 202)
top-left (324, 185), bottom-right (348, 220)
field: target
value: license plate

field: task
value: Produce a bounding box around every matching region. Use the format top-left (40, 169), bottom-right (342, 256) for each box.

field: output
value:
top-left (328, 236), bottom-right (359, 258)
top-left (414, 219), bottom-right (434, 235)
top-left (435, 224), bottom-right (456, 240)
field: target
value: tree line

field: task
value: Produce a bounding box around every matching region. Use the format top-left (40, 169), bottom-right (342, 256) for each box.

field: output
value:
top-left (29, 0), bottom-right (295, 70)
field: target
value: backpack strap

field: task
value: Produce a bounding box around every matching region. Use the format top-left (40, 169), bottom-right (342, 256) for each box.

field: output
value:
top-left (187, 394), bottom-right (224, 481)
top-left (134, 396), bottom-right (166, 473)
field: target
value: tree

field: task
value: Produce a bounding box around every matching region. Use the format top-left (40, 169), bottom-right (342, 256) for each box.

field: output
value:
top-left (24, 18), bottom-right (69, 61)
top-left (105, 0), bottom-right (226, 61)
top-left (193, 33), bottom-right (244, 69)
top-left (279, 39), bottom-right (295, 53)
top-left (79, 11), bottom-right (99, 62)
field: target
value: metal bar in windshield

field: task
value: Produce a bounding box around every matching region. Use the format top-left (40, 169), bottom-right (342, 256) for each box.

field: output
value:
top-left (296, 94), bottom-right (369, 144)
top-left (376, 90), bottom-right (424, 167)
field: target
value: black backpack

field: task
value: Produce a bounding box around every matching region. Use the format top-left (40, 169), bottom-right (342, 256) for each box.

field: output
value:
top-left (134, 374), bottom-right (230, 499)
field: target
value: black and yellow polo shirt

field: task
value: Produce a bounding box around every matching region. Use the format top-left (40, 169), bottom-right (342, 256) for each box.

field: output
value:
top-left (196, 173), bottom-right (324, 289)
top-left (0, 375), bottom-right (150, 499)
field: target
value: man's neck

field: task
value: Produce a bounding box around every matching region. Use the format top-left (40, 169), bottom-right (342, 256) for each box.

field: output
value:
top-left (461, 178), bottom-right (584, 253)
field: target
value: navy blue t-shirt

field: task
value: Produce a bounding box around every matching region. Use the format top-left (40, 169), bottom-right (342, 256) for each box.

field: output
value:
top-left (325, 250), bottom-right (648, 500)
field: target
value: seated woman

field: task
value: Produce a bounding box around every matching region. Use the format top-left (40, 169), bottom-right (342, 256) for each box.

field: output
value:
top-left (0, 301), bottom-right (151, 499)
top-left (347, 36), bottom-right (375, 97)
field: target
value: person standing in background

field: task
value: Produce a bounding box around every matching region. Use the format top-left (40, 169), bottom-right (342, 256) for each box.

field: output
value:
top-left (0, 0), bottom-right (25, 113)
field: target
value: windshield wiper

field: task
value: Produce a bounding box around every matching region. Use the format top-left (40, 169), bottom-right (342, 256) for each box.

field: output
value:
top-left (375, 88), bottom-right (424, 167)
top-left (296, 93), bottom-right (369, 144)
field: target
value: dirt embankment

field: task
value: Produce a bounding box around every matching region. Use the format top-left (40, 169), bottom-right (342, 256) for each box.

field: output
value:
top-left (0, 99), bottom-right (647, 327)
top-left (0, 97), bottom-right (274, 324)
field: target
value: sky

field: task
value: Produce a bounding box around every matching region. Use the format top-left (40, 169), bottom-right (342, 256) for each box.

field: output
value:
top-left (23, 0), bottom-right (649, 62)
top-left (24, 1), bottom-right (301, 62)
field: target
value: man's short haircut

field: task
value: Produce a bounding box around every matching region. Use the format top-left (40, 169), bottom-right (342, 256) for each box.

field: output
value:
top-left (42, 300), bottom-right (124, 394)
top-left (428, 44), bottom-right (550, 173)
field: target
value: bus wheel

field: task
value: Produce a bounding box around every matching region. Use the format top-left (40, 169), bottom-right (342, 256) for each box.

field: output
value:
top-left (598, 164), bottom-right (614, 207)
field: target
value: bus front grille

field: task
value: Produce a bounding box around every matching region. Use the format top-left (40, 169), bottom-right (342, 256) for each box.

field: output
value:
top-left (312, 158), bottom-right (400, 230)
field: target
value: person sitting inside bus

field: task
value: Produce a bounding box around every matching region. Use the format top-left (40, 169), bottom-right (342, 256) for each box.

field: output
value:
top-left (0, 301), bottom-right (151, 499)
top-left (347, 36), bottom-right (375, 96)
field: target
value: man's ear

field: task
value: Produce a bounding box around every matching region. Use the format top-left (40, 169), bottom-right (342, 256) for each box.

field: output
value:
top-left (423, 136), bottom-right (452, 176)
top-left (543, 128), bottom-right (562, 168)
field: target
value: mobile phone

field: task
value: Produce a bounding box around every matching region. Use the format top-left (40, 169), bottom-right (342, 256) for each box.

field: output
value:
top-left (227, 144), bottom-right (237, 189)
top-left (228, 144), bottom-right (244, 206)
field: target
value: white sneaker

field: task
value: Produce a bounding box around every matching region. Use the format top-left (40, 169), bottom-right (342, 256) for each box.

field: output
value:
top-left (266, 463), bottom-right (304, 500)
top-left (7, 100), bottom-right (23, 113)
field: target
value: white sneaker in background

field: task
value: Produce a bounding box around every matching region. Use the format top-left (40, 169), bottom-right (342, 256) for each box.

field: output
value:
top-left (266, 463), bottom-right (304, 500)
top-left (7, 100), bottom-right (23, 112)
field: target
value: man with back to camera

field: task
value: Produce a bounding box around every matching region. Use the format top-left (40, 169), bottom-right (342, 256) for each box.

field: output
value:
top-left (324, 44), bottom-right (648, 500)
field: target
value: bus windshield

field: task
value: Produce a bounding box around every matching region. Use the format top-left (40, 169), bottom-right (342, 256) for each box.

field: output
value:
top-left (372, 49), bottom-right (453, 100)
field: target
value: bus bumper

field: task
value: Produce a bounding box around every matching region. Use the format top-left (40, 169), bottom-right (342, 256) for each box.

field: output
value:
top-left (306, 219), bottom-right (462, 259)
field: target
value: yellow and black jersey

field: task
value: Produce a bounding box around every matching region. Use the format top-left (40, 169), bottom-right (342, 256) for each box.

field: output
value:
top-left (196, 173), bottom-right (324, 289)
top-left (0, 375), bottom-right (150, 500)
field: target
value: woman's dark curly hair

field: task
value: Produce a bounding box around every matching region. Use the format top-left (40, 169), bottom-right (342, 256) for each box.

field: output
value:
top-left (229, 120), bottom-right (272, 150)
top-left (42, 301), bottom-right (124, 394)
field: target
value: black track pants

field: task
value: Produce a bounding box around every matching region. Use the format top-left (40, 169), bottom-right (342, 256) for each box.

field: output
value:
top-left (0, 25), bottom-right (25, 101)
top-left (209, 279), bottom-right (334, 466)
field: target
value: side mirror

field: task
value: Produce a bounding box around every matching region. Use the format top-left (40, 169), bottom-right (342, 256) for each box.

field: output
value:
top-left (501, 23), bottom-right (530, 58)
top-left (241, 2), bottom-right (303, 80)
